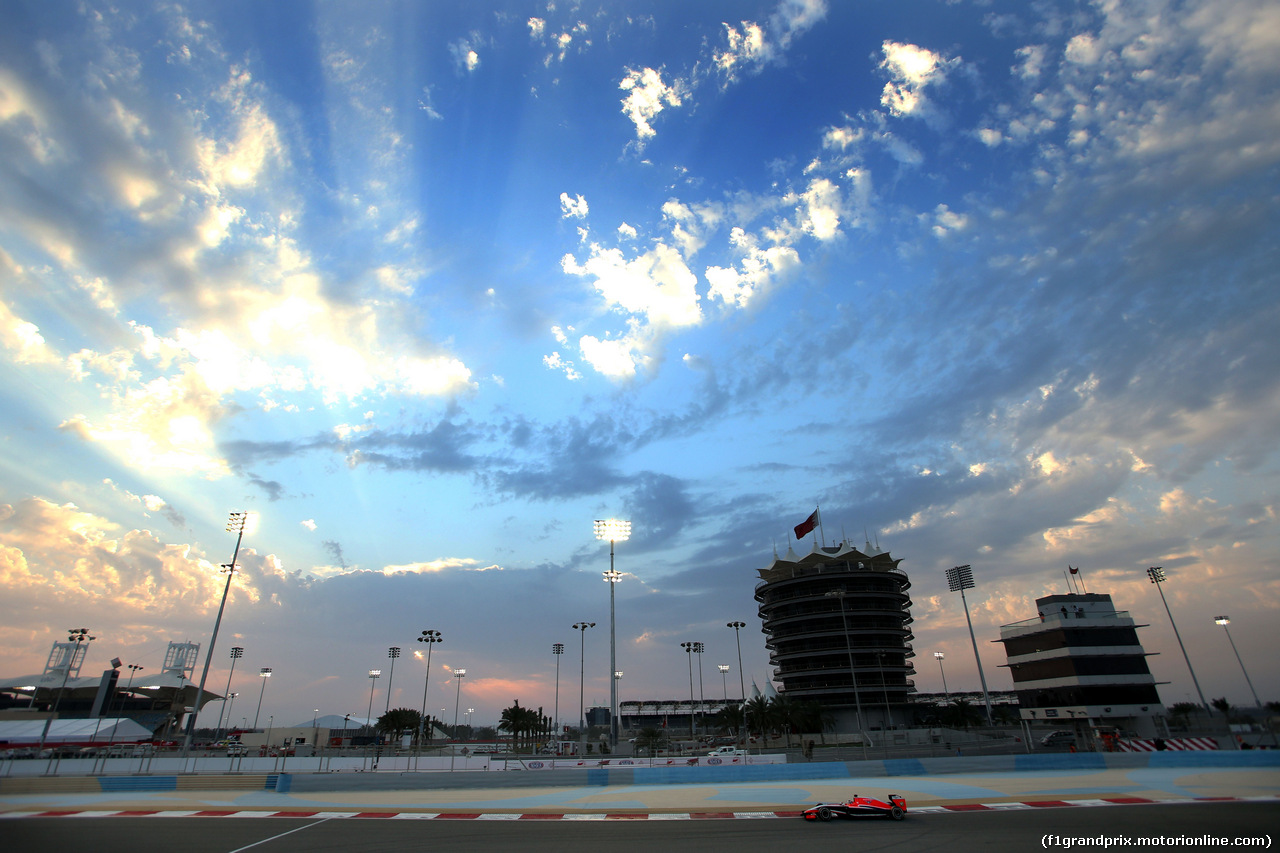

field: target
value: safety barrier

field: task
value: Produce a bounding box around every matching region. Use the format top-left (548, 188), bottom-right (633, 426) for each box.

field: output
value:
top-left (1117, 737), bottom-right (1218, 751)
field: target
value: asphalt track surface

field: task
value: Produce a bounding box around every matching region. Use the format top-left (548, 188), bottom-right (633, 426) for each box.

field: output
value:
top-left (2, 803), bottom-right (1274, 852)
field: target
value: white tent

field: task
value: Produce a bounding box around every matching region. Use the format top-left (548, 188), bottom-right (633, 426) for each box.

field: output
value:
top-left (0, 717), bottom-right (153, 744)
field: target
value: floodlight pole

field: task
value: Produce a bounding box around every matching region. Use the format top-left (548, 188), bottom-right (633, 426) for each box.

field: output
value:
top-left (214, 647), bottom-right (244, 741)
top-left (364, 669), bottom-right (380, 771)
top-left (385, 647), bottom-right (400, 715)
top-left (727, 622), bottom-right (747, 749)
top-left (449, 669), bottom-right (466, 771)
top-left (415, 629), bottom-right (441, 768)
top-left (681, 641), bottom-right (698, 739)
top-left (946, 565), bottom-right (993, 725)
top-left (824, 590), bottom-right (868, 758)
top-left (182, 511), bottom-right (251, 759)
top-left (1214, 617), bottom-right (1262, 708)
top-left (1148, 567), bottom-right (1209, 712)
top-left (552, 643), bottom-right (564, 742)
top-left (38, 628), bottom-right (94, 754)
top-left (253, 668), bottom-right (272, 729)
top-left (595, 519), bottom-right (630, 753)
top-left (573, 622), bottom-right (595, 756)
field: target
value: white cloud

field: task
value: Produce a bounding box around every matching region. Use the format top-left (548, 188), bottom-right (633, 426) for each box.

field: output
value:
top-left (0, 302), bottom-right (59, 367)
top-left (194, 67), bottom-right (284, 192)
top-left (374, 265), bottom-right (416, 295)
top-left (559, 192), bottom-right (589, 219)
top-left (1014, 45), bottom-right (1048, 79)
top-left (878, 41), bottom-right (958, 118)
top-left (301, 519), bottom-right (317, 531)
top-left (705, 227), bottom-right (801, 309)
top-left (379, 558), bottom-right (499, 575)
top-left (798, 178), bottom-right (842, 240)
top-left (930, 203), bottom-right (969, 237)
top-left (1064, 33), bottom-right (1103, 66)
top-left (823, 125), bottom-right (863, 151)
top-left (578, 332), bottom-right (643, 379)
top-left (712, 0), bottom-right (827, 84)
top-left (714, 22), bottom-right (768, 82)
top-left (619, 67), bottom-right (685, 145)
top-left (560, 239), bottom-right (703, 379)
top-left (561, 242), bottom-right (701, 331)
top-left (542, 351), bottom-right (582, 381)
top-left (450, 39), bottom-right (480, 73)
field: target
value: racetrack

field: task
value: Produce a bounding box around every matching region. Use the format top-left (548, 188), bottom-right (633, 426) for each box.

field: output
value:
top-left (1, 802), bottom-right (1273, 853)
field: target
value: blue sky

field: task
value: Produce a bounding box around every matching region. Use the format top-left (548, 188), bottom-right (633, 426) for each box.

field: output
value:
top-left (1, 0), bottom-right (1277, 728)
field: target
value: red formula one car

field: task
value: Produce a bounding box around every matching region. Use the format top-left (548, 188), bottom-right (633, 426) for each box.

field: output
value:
top-left (803, 793), bottom-right (907, 822)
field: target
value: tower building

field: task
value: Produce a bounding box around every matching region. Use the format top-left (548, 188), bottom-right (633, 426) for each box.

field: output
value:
top-left (755, 539), bottom-right (914, 731)
top-left (997, 592), bottom-right (1166, 737)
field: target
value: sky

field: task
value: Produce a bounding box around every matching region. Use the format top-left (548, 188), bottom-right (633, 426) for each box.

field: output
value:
top-left (1, 0), bottom-right (1278, 731)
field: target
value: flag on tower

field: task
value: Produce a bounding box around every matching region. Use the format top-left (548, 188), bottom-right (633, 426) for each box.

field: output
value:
top-left (793, 509), bottom-right (819, 539)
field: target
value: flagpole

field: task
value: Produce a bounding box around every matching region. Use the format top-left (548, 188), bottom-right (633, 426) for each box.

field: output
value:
top-left (816, 505), bottom-right (825, 547)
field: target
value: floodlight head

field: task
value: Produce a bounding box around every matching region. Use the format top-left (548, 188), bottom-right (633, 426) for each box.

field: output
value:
top-left (594, 518), bottom-right (631, 542)
top-left (226, 511), bottom-right (256, 534)
top-left (946, 564), bottom-right (975, 592)
top-left (934, 652), bottom-right (945, 661)
top-left (259, 668), bottom-right (272, 677)
top-left (552, 643), bottom-right (564, 654)
top-left (718, 665), bottom-right (730, 674)
top-left (727, 621), bottom-right (745, 629)
top-left (369, 669), bottom-right (381, 677)
top-left (388, 647), bottom-right (401, 658)
top-left (455, 669), bottom-right (466, 678)
top-left (1147, 566), bottom-right (1165, 583)
top-left (1214, 616), bottom-right (1230, 626)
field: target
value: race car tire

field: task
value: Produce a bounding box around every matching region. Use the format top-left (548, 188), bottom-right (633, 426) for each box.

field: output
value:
top-left (817, 807), bottom-right (833, 821)
top-left (890, 806), bottom-right (904, 821)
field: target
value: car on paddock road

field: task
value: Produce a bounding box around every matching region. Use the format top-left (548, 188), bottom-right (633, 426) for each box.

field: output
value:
top-left (803, 794), bottom-right (907, 822)
top-left (1039, 730), bottom-right (1076, 748)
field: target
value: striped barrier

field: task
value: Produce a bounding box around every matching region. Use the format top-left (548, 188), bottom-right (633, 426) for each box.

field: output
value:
top-left (1116, 738), bottom-right (1218, 752)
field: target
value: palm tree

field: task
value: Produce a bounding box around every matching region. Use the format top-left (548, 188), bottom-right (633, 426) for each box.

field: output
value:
top-left (498, 700), bottom-right (540, 753)
top-left (376, 707), bottom-right (421, 743)
top-left (770, 694), bottom-right (801, 747)
top-left (992, 704), bottom-right (1020, 725)
top-left (941, 698), bottom-right (982, 729)
top-left (707, 705), bottom-right (742, 737)
top-left (743, 695), bottom-right (771, 745)
top-left (1167, 701), bottom-right (1200, 730)
top-left (1211, 697), bottom-right (1233, 721)
top-left (795, 700), bottom-right (836, 744)
top-left (632, 726), bottom-right (664, 757)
